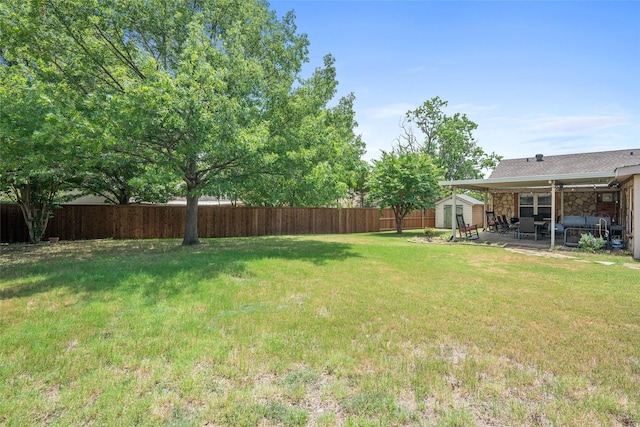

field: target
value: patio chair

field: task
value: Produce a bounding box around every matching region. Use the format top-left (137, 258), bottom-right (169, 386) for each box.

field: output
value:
top-left (456, 214), bottom-right (479, 240)
top-left (495, 215), bottom-right (509, 236)
top-left (517, 217), bottom-right (538, 240)
top-left (485, 211), bottom-right (499, 232)
top-left (502, 215), bottom-right (519, 238)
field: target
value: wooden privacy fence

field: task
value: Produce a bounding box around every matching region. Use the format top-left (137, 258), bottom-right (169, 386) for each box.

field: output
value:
top-left (378, 208), bottom-right (435, 231)
top-left (1, 204), bottom-right (433, 242)
top-left (1, 204), bottom-right (382, 242)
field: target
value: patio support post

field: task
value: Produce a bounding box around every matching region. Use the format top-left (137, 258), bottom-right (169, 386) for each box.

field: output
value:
top-left (550, 181), bottom-right (556, 249)
top-left (451, 187), bottom-right (457, 241)
top-left (483, 191), bottom-right (488, 230)
top-left (560, 187), bottom-right (564, 222)
top-left (633, 175), bottom-right (639, 260)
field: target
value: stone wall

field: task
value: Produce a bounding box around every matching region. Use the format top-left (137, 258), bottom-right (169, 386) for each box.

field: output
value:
top-left (490, 190), bottom-right (598, 218)
top-left (560, 191), bottom-right (597, 216)
top-left (490, 193), bottom-right (515, 218)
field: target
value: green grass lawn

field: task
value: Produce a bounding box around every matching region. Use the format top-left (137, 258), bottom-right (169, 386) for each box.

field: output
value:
top-left (1, 232), bottom-right (639, 426)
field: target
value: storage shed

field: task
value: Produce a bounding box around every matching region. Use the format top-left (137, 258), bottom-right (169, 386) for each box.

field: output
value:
top-left (435, 194), bottom-right (484, 229)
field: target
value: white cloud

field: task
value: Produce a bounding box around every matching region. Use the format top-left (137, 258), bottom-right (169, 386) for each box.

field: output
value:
top-left (473, 110), bottom-right (638, 162)
top-left (361, 103), bottom-right (415, 120)
top-left (524, 114), bottom-right (629, 133)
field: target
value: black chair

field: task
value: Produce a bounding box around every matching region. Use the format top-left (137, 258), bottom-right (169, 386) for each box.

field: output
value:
top-left (485, 211), bottom-right (498, 232)
top-left (496, 215), bottom-right (512, 236)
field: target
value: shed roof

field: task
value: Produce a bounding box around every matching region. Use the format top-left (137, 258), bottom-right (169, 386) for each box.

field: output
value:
top-left (437, 194), bottom-right (483, 205)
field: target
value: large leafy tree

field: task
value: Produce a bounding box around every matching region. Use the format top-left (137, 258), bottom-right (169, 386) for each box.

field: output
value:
top-left (399, 96), bottom-right (501, 181)
top-left (77, 148), bottom-right (179, 205)
top-left (2, 0), bottom-right (310, 245)
top-left (345, 158), bottom-right (372, 208)
top-left (231, 56), bottom-right (366, 207)
top-left (0, 65), bottom-right (85, 243)
top-left (368, 151), bottom-right (442, 234)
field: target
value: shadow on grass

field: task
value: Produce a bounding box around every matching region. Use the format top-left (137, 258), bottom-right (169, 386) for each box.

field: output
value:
top-left (370, 230), bottom-right (427, 239)
top-left (0, 236), bottom-right (360, 302)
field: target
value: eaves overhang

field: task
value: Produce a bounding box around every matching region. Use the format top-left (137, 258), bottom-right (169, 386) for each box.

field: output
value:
top-left (439, 171), bottom-right (616, 192)
top-left (614, 164), bottom-right (640, 184)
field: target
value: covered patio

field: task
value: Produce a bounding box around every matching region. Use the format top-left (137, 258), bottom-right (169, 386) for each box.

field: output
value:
top-left (476, 226), bottom-right (581, 251)
top-left (440, 162), bottom-right (640, 260)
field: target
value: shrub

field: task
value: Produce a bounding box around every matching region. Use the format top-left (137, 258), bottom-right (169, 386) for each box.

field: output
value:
top-left (423, 228), bottom-right (436, 240)
top-left (578, 233), bottom-right (605, 252)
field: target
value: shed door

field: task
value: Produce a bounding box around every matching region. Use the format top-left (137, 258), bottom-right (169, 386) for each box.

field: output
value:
top-left (443, 204), bottom-right (463, 229)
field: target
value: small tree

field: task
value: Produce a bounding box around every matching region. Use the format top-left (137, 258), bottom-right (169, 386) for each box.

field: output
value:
top-left (0, 66), bottom-right (82, 243)
top-left (368, 151), bottom-right (442, 233)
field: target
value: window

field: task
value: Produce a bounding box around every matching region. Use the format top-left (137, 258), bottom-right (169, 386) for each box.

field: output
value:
top-left (519, 193), bottom-right (551, 218)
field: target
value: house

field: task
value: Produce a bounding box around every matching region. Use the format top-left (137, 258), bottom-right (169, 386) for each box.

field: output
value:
top-left (435, 194), bottom-right (484, 230)
top-left (439, 148), bottom-right (640, 260)
top-left (66, 194), bottom-right (237, 206)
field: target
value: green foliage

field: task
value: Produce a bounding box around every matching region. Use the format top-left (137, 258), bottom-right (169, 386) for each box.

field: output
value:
top-left (578, 233), bottom-right (606, 252)
top-left (77, 143), bottom-right (181, 204)
top-left (346, 160), bottom-right (372, 207)
top-left (401, 96), bottom-right (502, 181)
top-left (0, 65), bottom-right (86, 242)
top-left (228, 57), bottom-right (366, 207)
top-left (368, 151), bottom-right (442, 233)
top-left (2, 0), bottom-right (315, 244)
top-left (423, 227), bottom-right (437, 240)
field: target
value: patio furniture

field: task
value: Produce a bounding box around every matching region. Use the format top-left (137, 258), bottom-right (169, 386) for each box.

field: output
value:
top-left (485, 211), bottom-right (499, 232)
top-left (502, 215), bottom-right (519, 237)
top-left (456, 214), bottom-right (479, 240)
top-left (496, 215), bottom-right (512, 237)
top-left (517, 217), bottom-right (538, 240)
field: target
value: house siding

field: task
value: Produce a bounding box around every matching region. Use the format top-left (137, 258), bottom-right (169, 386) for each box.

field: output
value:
top-left (620, 178), bottom-right (635, 256)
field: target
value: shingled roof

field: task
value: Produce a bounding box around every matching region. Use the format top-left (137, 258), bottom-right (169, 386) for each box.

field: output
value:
top-left (489, 149), bottom-right (640, 179)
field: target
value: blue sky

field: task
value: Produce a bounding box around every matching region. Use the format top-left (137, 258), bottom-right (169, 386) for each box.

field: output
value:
top-left (270, 0), bottom-right (640, 166)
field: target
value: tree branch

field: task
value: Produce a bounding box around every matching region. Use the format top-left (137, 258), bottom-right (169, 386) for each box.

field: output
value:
top-left (47, 2), bottom-right (126, 93)
top-left (93, 24), bottom-right (146, 80)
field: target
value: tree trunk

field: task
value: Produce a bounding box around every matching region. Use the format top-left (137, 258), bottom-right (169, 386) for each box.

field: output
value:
top-left (117, 190), bottom-right (130, 205)
top-left (182, 192), bottom-right (200, 245)
top-left (393, 206), bottom-right (404, 234)
top-left (18, 201), bottom-right (51, 243)
top-left (15, 183), bottom-right (50, 243)
top-left (18, 203), bottom-right (37, 244)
